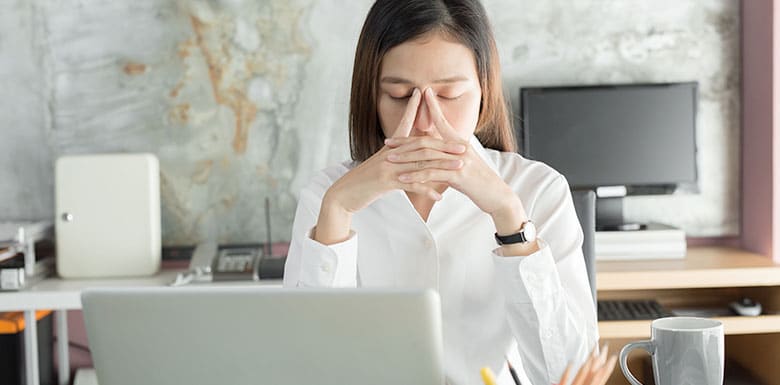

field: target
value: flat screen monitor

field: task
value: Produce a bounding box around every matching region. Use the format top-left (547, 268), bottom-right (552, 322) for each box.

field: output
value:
top-left (519, 82), bottom-right (698, 195)
top-left (517, 82), bottom-right (698, 230)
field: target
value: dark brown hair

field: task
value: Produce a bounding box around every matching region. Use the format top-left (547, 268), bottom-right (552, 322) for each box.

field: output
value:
top-left (349, 0), bottom-right (515, 161)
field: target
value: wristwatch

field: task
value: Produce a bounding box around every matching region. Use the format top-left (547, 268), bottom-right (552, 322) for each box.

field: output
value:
top-left (494, 220), bottom-right (537, 245)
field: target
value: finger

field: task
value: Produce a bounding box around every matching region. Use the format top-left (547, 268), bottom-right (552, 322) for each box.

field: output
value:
top-left (594, 343), bottom-right (609, 370)
top-left (397, 181), bottom-right (442, 201)
top-left (557, 363), bottom-right (572, 385)
top-left (392, 88), bottom-right (422, 138)
top-left (385, 135), bottom-right (462, 148)
top-left (591, 355), bottom-right (618, 385)
top-left (393, 159), bottom-right (464, 174)
top-left (398, 169), bottom-right (456, 184)
top-left (569, 355), bottom-right (594, 385)
top-left (385, 137), bottom-right (467, 154)
top-left (424, 87), bottom-right (463, 142)
top-left (387, 147), bottom-right (464, 163)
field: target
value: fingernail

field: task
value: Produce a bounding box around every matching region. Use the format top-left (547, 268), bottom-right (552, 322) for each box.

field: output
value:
top-left (425, 88), bottom-right (435, 97)
top-left (399, 174), bottom-right (412, 182)
top-left (413, 88), bottom-right (420, 97)
top-left (385, 138), bottom-right (396, 145)
top-left (453, 144), bottom-right (466, 153)
top-left (433, 192), bottom-right (442, 201)
top-left (450, 160), bottom-right (463, 168)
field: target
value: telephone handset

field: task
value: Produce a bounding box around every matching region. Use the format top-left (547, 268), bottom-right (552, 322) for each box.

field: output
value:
top-left (170, 198), bottom-right (284, 286)
top-left (171, 242), bottom-right (285, 286)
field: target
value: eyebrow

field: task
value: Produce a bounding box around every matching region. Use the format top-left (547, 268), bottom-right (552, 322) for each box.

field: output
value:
top-left (380, 75), bottom-right (469, 85)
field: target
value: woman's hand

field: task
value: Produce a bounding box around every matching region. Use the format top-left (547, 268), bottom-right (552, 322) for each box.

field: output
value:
top-left (315, 88), bottom-right (466, 244)
top-left (327, 88), bottom-right (467, 212)
top-left (556, 344), bottom-right (617, 385)
top-left (385, 88), bottom-right (529, 236)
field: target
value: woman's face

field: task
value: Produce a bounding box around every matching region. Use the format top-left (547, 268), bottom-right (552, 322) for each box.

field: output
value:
top-left (377, 32), bottom-right (482, 141)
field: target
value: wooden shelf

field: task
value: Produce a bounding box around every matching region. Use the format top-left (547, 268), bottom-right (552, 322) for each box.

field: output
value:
top-left (599, 314), bottom-right (780, 339)
top-left (596, 247), bottom-right (780, 291)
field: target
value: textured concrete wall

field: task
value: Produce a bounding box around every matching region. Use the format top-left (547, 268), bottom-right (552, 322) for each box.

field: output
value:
top-left (0, 0), bottom-right (740, 243)
top-left (492, 0), bottom-right (741, 236)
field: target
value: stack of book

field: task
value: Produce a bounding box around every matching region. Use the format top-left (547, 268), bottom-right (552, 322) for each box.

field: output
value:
top-left (0, 221), bottom-right (55, 290)
top-left (595, 223), bottom-right (687, 261)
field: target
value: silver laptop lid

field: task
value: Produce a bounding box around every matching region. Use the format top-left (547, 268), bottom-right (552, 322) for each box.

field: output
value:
top-left (82, 287), bottom-right (444, 385)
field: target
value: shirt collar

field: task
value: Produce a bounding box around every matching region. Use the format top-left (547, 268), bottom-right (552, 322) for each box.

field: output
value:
top-left (468, 134), bottom-right (500, 175)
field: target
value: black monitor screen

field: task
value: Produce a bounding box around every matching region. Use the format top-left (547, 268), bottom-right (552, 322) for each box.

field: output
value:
top-left (520, 83), bottom-right (698, 190)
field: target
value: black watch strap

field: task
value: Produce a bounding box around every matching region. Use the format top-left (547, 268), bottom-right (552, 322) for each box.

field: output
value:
top-left (494, 231), bottom-right (528, 245)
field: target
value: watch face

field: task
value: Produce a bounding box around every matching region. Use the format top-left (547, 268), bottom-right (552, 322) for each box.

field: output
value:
top-left (523, 221), bottom-right (537, 242)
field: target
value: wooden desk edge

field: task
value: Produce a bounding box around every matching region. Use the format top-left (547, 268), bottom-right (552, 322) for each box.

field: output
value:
top-left (599, 314), bottom-right (780, 339)
top-left (596, 247), bottom-right (780, 291)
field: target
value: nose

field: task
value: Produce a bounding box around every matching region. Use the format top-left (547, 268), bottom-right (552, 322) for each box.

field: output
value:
top-left (413, 100), bottom-right (435, 134)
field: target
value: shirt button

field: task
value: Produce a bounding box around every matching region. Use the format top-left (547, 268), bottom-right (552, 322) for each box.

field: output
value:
top-left (545, 328), bottom-right (553, 339)
top-left (320, 264), bottom-right (331, 273)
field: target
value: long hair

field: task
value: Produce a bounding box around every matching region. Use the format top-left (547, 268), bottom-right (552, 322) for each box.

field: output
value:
top-left (349, 0), bottom-right (515, 161)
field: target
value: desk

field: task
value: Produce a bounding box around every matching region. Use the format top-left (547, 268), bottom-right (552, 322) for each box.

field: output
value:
top-left (73, 368), bottom-right (97, 385)
top-left (0, 270), bottom-right (282, 385)
top-left (597, 247), bottom-right (780, 385)
top-left (5, 246), bottom-right (779, 385)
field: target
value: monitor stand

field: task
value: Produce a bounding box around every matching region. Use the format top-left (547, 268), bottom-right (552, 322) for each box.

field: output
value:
top-left (596, 197), bottom-right (646, 231)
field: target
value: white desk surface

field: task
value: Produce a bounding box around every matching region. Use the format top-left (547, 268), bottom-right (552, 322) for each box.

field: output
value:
top-left (74, 369), bottom-right (98, 385)
top-left (0, 269), bottom-right (283, 311)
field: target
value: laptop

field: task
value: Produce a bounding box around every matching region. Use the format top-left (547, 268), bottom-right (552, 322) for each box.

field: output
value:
top-left (82, 287), bottom-right (444, 385)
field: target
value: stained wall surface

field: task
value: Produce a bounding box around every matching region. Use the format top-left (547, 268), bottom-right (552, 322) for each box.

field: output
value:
top-left (0, 0), bottom-right (740, 243)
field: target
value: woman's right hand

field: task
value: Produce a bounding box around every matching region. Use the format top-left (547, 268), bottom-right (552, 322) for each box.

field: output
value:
top-left (329, 88), bottom-right (463, 212)
top-left (313, 88), bottom-right (465, 244)
top-left (556, 344), bottom-right (617, 385)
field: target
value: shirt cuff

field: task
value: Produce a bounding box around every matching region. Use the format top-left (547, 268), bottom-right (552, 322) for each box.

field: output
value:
top-left (297, 227), bottom-right (358, 287)
top-left (491, 239), bottom-right (563, 304)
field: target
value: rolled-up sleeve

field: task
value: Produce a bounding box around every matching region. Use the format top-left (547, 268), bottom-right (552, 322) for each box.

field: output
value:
top-left (283, 178), bottom-right (359, 288)
top-left (491, 175), bottom-right (599, 385)
top-left (296, 228), bottom-right (358, 287)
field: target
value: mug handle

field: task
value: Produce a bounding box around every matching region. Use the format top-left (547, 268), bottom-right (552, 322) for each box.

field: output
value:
top-left (619, 340), bottom-right (655, 385)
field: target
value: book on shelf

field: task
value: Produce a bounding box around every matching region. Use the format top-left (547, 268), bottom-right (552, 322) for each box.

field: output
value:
top-left (0, 255), bottom-right (54, 290)
top-left (596, 249), bottom-right (686, 261)
top-left (596, 222), bottom-right (685, 242)
top-left (596, 240), bottom-right (686, 254)
top-left (0, 244), bottom-right (18, 263)
top-left (0, 220), bottom-right (55, 290)
top-left (595, 222), bottom-right (686, 261)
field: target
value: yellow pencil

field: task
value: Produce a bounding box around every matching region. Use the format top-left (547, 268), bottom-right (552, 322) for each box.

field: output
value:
top-left (480, 367), bottom-right (498, 385)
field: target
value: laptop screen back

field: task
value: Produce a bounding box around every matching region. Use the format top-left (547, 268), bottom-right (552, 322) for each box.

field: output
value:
top-left (82, 287), bottom-right (444, 385)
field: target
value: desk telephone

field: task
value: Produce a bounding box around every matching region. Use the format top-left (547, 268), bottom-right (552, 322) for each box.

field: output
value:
top-left (171, 242), bottom-right (286, 285)
top-left (171, 197), bottom-right (285, 285)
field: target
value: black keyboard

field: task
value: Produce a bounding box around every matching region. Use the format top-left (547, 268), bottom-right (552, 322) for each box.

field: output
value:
top-left (597, 299), bottom-right (673, 321)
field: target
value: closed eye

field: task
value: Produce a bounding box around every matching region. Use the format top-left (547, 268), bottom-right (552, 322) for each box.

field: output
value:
top-left (439, 95), bottom-right (463, 101)
top-left (388, 93), bottom-right (463, 101)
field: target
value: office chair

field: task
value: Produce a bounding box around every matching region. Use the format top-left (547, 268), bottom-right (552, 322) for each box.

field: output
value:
top-left (571, 190), bottom-right (597, 305)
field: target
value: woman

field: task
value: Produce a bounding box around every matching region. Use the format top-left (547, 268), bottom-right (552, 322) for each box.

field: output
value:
top-left (283, 1), bottom-right (598, 384)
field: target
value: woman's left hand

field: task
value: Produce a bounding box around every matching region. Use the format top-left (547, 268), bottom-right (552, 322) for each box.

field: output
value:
top-left (385, 88), bottom-right (528, 234)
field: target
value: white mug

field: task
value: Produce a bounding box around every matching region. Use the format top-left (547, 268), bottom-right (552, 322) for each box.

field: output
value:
top-left (619, 317), bottom-right (724, 385)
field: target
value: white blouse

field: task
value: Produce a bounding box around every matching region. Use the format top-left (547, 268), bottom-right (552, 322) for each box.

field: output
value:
top-left (283, 135), bottom-right (599, 385)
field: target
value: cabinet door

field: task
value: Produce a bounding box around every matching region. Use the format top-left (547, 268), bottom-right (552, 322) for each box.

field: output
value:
top-left (55, 154), bottom-right (160, 278)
